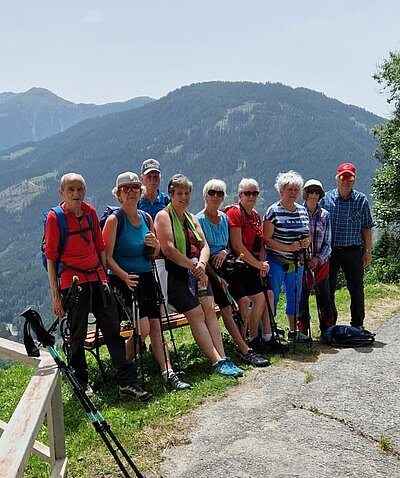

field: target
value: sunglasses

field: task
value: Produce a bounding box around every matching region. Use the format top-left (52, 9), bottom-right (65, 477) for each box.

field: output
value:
top-left (242, 191), bottom-right (260, 197)
top-left (120, 184), bottom-right (141, 193)
top-left (207, 189), bottom-right (225, 197)
top-left (307, 187), bottom-right (321, 195)
top-left (338, 175), bottom-right (355, 182)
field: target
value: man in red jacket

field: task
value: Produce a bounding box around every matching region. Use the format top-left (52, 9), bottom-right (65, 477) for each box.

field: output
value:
top-left (45, 172), bottom-right (151, 401)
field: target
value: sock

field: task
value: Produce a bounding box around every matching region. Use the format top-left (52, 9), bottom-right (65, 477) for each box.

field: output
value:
top-left (162, 369), bottom-right (174, 381)
top-left (262, 333), bottom-right (272, 342)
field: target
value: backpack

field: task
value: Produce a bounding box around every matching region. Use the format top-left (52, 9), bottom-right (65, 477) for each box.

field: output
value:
top-left (41, 206), bottom-right (94, 275)
top-left (322, 325), bottom-right (375, 347)
top-left (99, 206), bottom-right (151, 241)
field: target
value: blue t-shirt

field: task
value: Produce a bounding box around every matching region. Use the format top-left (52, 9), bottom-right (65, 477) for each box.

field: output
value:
top-left (319, 188), bottom-right (374, 247)
top-left (138, 189), bottom-right (169, 220)
top-left (111, 210), bottom-right (151, 273)
top-left (195, 211), bottom-right (229, 255)
top-left (264, 202), bottom-right (309, 260)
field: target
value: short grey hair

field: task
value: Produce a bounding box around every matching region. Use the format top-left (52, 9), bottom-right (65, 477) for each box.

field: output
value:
top-left (238, 178), bottom-right (259, 195)
top-left (60, 172), bottom-right (86, 190)
top-left (168, 174), bottom-right (192, 195)
top-left (274, 170), bottom-right (303, 194)
top-left (203, 179), bottom-right (226, 199)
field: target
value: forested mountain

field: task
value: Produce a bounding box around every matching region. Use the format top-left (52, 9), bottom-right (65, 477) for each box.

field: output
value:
top-left (0, 81), bottom-right (384, 339)
top-left (0, 87), bottom-right (154, 151)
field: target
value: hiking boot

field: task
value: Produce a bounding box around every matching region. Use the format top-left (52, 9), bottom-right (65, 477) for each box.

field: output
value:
top-left (268, 337), bottom-right (287, 352)
top-left (212, 359), bottom-right (242, 377)
top-left (247, 336), bottom-right (273, 353)
top-left (165, 372), bottom-right (192, 390)
top-left (236, 348), bottom-right (270, 367)
top-left (223, 357), bottom-right (244, 377)
top-left (84, 384), bottom-right (94, 398)
top-left (119, 383), bottom-right (152, 402)
top-left (288, 331), bottom-right (311, 343)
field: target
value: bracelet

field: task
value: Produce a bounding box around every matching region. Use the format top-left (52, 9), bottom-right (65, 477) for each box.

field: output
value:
top-left (200, 260), bottom-right (206, 266)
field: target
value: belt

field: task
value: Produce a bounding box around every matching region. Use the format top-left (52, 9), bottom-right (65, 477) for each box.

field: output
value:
top-left (332, 245), bottom-right (361, 251)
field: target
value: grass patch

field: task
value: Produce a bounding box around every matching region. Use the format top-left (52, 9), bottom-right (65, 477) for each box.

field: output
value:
top-left (1, 283), bottom-right (399, 477)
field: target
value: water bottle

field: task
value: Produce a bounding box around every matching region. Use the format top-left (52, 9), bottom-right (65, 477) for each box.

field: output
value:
top-left (197, 281), bottom-right (208, 302)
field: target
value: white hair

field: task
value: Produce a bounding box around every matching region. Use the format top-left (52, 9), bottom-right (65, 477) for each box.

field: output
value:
top-left (203, 179), bottom-right (227, 199)
top-left (238, 178), bottom-right (259, 194)
top-left (274, 170), bottom-right (303, 194)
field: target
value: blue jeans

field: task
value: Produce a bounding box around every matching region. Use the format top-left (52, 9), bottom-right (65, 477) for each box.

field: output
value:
top-left (267, 255), bottom-right (304, 316)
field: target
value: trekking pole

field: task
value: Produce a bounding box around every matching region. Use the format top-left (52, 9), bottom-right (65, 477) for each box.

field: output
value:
top-left (149, 261), bottom-right (174, 378)
top-left (20, 307), bottom-right (146, 478)
top-left (151, 260), bottom-right (182, 373)
top-left (47, 275), bottom-right (81, 336)
top-left (302, 249), bottom-right (313, 350)
top-left (131, 288), bottom-right (145, 387)
top-left (292, 250), bottom-right (300, 353)
top-left (260, 276), bottom-right (286, 356)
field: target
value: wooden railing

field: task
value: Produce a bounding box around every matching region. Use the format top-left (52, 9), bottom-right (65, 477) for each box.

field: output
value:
top-left (0, 337), bottom-right (67, 478)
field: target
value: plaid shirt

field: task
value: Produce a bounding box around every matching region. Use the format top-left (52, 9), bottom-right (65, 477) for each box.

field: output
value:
top-left (305, 204), bottom-right (332, 265)
top-left (319, 188), bottom-right (374, 247)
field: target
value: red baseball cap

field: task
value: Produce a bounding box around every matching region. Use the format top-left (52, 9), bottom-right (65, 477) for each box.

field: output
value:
top-left (336, 162), bottom-right (356, 177)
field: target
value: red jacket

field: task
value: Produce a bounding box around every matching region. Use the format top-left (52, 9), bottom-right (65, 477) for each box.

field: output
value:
top-left (45, 201), bottom-right (107, 289)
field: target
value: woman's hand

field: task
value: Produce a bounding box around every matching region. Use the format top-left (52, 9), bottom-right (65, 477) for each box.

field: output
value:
top-left (289, 240), bottom-right (302, 252)
top-left (307, 257), bottom-right (319, 270)
top-left (145, 232), bottom-right (159, 249)
top-left (212, 250), bottom-right (228, 269)
top-left (258, 260), bottom-right (270, 277)
top-left (124, 272), bottom-right (139, 291)
top-left (193, 259), bottom-right (206, 279)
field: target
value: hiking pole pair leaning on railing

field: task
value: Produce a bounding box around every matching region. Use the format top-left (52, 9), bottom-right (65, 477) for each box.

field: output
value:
top-left (21, 303), bottom-right (146, 478)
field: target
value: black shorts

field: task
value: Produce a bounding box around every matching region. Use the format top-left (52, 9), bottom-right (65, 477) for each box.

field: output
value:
top-left (227, 265), bottom-right (268, 301)
top-left (108, 272), bottom-right (160, 320)
top-left (208, 272), bottom-right (231, 310)
top-left (168, 271), bottom-right (213, 314)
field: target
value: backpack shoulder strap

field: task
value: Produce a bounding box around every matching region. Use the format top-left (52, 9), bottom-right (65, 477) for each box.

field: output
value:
top-left (162, 192), bottom-right (170, 206)
top-left (138, 209), bottom-right (152, 230)
top-left (51, 206), bottom-right (68, 254)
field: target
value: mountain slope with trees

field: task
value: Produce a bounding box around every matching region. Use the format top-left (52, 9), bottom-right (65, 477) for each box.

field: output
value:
top-left (0, 87), bottom-right (154, 151)
top-left (0, 80), bottom-right (384, 337)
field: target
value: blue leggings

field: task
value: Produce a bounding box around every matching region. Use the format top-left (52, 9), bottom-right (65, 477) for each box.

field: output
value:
top-left (267, 256), bottom-right (304, 316)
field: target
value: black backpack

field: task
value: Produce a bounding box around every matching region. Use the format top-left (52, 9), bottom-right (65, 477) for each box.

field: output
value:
top-left (322, 325), bottom-right (375, 347)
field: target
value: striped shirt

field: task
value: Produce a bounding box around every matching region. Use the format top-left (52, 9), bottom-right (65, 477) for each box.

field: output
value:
top-left (319, 189), bottom-right (374, 247)
top-left (264, 202), bottom-right (309, 260)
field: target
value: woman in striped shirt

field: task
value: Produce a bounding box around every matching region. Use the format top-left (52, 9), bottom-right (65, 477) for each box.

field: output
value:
top-left (263, 171), bottom-right (311, 342)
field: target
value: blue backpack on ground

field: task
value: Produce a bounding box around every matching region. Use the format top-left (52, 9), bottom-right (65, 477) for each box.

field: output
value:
top-left (41, 206), bottom-right (94, 275)
top-left (322, 325), bottom-right (375, 347)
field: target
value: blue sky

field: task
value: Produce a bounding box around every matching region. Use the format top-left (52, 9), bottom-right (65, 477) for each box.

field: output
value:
top-left (1, 0), bottom-right (399, 117)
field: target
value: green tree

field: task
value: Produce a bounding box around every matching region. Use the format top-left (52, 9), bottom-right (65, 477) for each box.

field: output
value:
top-left (372, 51), bottom-right (400, 227)
top-left (370, 51), bottom-right (400, 283)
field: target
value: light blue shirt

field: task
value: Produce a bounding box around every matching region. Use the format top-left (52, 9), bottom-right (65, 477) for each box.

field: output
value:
top-left (195, 211), bottom-right (229, 255)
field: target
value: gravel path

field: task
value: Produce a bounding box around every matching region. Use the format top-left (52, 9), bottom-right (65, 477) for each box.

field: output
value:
top-left (160, 314), bottom-right (400, 478)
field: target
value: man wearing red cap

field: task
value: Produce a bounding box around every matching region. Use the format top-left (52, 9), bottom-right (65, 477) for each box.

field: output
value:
top-left (319, 162), bottom-right (374, 328)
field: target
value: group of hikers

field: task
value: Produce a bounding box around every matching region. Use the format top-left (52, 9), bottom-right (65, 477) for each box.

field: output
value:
top-left (44, 158), bottom-right (373, 401)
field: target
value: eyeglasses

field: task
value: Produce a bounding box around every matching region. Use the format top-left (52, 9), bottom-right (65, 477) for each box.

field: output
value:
top-left (120, 185), bottom-right (141, 193)
top-left (338, 175), bottom-right (355, 182)
top-left (242, 191), bottom-right (260, 197)
top-left (207, 189), bottom-right (225, 198)
top-left (307, 188), bottom-right (321, 195)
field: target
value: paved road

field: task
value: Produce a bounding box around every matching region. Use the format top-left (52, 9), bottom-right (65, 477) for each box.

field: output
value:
top-left (160, 314), bottom-right (400, 478)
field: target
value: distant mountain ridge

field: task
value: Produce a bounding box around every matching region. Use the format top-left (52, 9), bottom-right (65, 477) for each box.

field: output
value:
top-left (0, 87), bottom-right (154, 151)
top-left (0, 80), bottom-right (385, 336)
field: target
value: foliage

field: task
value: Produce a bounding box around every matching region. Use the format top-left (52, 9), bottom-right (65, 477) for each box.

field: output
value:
top-left (372, 51), bottom-right (400, 228)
